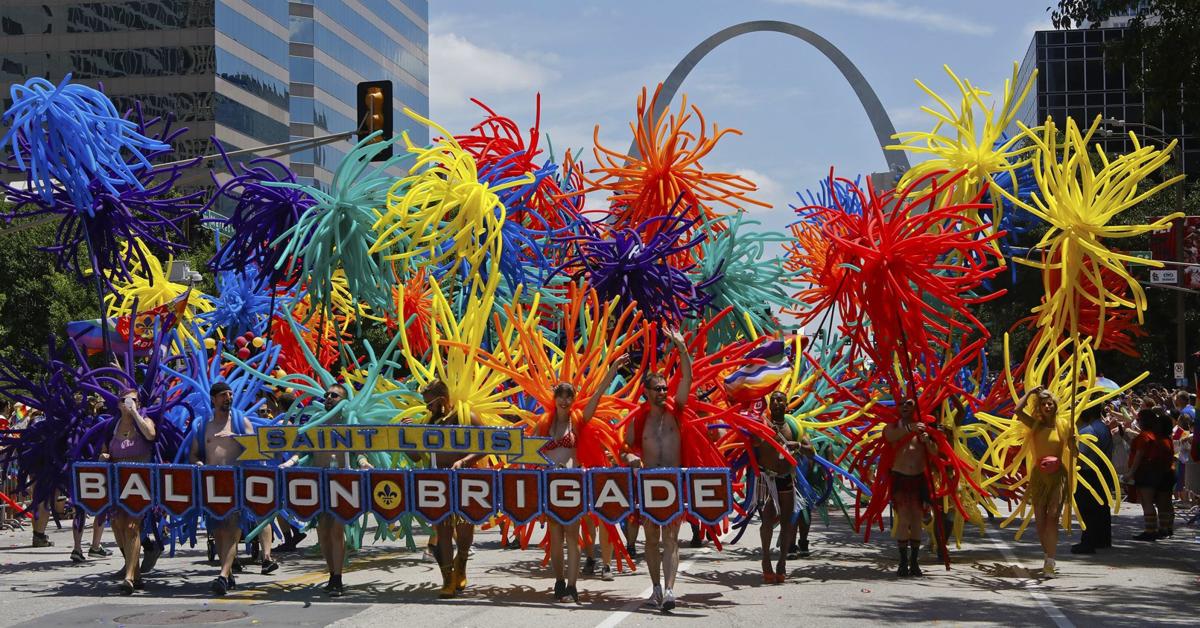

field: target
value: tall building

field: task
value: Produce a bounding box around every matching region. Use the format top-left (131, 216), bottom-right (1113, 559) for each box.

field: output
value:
top-left (0, 0), bottom-right (428, 190)
top-left (1014, 25), bottom-right (1198, 176)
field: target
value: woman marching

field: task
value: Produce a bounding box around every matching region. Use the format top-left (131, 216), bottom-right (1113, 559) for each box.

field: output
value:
top-left (102, 389), bottom-right (157, 594)
top-left (1013, 385), bottom-right (1076, 578)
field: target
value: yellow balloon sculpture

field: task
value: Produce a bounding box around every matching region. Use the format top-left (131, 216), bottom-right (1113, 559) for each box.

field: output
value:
top-left (104, 239), bottom-right (212, 345)
top-left (890, 63), bottom-right (1040, 238)
top-left (372, 109), bottom-right (533, 280)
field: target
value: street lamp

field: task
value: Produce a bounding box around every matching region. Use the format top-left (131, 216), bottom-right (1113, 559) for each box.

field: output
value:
top-left (1099, 118), bottom-right (1188, 384)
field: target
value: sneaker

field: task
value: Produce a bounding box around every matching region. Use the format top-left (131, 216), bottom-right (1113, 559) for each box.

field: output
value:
top-left (227, 575), bottom-right (238, 591)
top-left (599, 564), bottom-right (614, 581)
top-left (32, 533), bottom-right (53, 548)
top-left (70, 548), bottom-right (85, 563)
top-left (662, 588), bottom-right (676, 612)
top-left (118, 579), bottom-right (135, 596)
top-left (328, 583), bottom-right (344, 598)
top-left (211, 576), bottom-right (228, 596)
top-left (261, 559), bottom-right (279, 575)
top-left (89, 545), bottom-right (111, 558)
top-left (647, 585), bottom-right (663, 609)
top-left (566, 584), bottom-right (579, 603)
top-left (797, 541), bottom-right (811, 558)
top-left (553, 578), bottom-right (566, 601)
top-left (1157, 529), bottom-right (1174, 539)
top-left (140, 540), bottom-right (163, 574)
top-left (468, 545), bottom-right (476, 557)
top-left (582, 557), bottom-right (596, 576)
top-left (133, 578), bottom-right (145, 591)
top-left (1042, 558), bottom-right (1056, 578)
top-left (1132, 532), bottom-right (1158, 542)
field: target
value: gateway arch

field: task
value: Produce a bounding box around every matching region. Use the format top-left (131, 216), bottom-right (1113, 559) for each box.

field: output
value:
top-left (629, 20), bottom-right (911, 179)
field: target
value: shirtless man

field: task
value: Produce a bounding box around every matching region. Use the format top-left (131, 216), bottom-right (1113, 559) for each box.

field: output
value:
top-left (882, 398), bottom-right (937, 577)
top-left (414, 379), bottom-right (485, 599)
top-left (622, 329), bottom-right (691, 612)
top-left (755, 391), bottom-right (812, 583)
top-left (192, 382), bottom-right (279, 596)
top-left (280, 383), bottom-right (366, 597)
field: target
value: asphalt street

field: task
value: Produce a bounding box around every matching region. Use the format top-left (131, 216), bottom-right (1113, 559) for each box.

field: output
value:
top-left (0, 503), bottom-right (1195, 627)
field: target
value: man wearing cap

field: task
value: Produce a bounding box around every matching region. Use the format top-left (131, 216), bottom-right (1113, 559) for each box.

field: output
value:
top-left (191, 382), bottom-right (279, 596)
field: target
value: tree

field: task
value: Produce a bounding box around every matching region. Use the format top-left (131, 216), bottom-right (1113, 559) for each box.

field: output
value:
top-left (1050, 1), bottom-right (1200, 130)
top-left (0, 213), bottom-right (101, 378)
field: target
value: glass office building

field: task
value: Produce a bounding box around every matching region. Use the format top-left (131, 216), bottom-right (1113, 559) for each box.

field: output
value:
top-left (1014, 26), bottom-right (1197, 176)
top-left (0, 0), bottom-right (428, 189)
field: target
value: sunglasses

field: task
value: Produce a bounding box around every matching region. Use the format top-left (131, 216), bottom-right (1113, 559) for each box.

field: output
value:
top-left (649, 386), bottom-right (669, 393)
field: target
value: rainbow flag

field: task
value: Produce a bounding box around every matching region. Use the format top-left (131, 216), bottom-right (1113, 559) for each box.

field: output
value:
top-left (723, 339), bottom-right (790, 403)
top-left (67, 292), bottom-right (189, 355)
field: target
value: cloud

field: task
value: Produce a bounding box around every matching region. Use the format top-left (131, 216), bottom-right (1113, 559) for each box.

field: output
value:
top-left (428, 30), bottom-right (558, 116)
top-left (732, 168), bottom-right (783, 214)
top-left (772, 0), bottom-right (994, 36)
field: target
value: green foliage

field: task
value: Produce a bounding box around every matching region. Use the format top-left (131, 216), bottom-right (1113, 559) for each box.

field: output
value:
top-left (0, 214), bottom-right (100, 377)
top-left (1050, 0), bottom-right (1200, 130)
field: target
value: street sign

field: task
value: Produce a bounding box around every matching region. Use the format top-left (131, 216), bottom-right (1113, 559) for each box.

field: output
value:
top-left (1150, 269), bottom-right (1179, 284)
top-left (1174, 362), bottom-right (1185, 379)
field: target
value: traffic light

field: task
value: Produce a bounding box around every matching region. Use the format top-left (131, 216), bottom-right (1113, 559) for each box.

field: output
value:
top-left (356, 80), bottom-right (393, 160)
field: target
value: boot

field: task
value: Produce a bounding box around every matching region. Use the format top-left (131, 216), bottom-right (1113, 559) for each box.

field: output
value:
top-left (452, 552), bottom-right (468, 592)
top-left (437, 564), bottom-right (456, 598)
top-left (896, 542), bottom-right (910, 577)
top-left (907, 541), bottom-right (923, 577)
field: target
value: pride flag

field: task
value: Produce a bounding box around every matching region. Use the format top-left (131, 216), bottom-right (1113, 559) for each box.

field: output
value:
top-left (723, 339), bottom-right (790, 403)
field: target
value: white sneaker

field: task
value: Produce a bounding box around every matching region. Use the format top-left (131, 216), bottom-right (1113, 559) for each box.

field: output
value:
top-left (1042, 558), bottom-right (1056, 578)
top-left (662, 588), bottom-right (676, 612)
top-left (647, 585), bottom-right (663, 608)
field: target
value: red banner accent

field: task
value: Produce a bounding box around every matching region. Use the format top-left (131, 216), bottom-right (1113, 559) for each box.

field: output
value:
top-left (282, 468), bottom-right (323, 521)
top-left (686, 469), bottom-right (731, 524)
top-left (241, 468), bottom-right (279, 519)
top-left (325, 470), bottom-right (366, 524)
top-left (73, 463), bottom-right (111, 516)
top-left (544, 470), bottom-right (586, 525)
top-left (200, 467), bottom-right (239, 519)
top-left (411, 470), bottom-right (453, 524)
top-left (499, 469), bottom-right (541, 525)
top-left (368, 470), bottom-right (409, 522)
top-left (638, 470), bottom-right (684, 525)
top-left (156, 465), bottom-right (196, 517)
top-left (454, 470), bottom-right (496, 524)
top-left (588, 468), bottom-right (634, 524)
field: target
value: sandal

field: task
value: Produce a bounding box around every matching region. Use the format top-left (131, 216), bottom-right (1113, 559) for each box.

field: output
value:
top-left (118, 579), bottom-right (135, 596)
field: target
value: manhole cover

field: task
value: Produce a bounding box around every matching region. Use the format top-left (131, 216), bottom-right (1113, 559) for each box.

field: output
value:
top-left (113, 609), bottom-right (249, 625)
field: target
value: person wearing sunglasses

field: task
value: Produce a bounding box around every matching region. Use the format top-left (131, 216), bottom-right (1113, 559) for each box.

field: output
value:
top-left (621, 328), bottom-right (691, 612)
top-left (279, 383), bottom-right (363, 597)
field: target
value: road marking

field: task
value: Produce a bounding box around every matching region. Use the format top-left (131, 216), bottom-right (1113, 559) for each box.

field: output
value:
top-left (981, 530), bottom-right (1076, 628)
top-left (595, 529), bottom-right (735, 628)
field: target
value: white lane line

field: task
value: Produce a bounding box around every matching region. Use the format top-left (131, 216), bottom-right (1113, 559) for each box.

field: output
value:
top-left (594, 529), bottom-right (734, 628)
top-left (981, 531), bottom-right (1076, 628)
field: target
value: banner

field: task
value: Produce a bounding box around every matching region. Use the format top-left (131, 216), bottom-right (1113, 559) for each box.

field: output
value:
top-left (71, 463), bottom-right (732, 526)
top-left (234, 425), bottom-right (552, 465)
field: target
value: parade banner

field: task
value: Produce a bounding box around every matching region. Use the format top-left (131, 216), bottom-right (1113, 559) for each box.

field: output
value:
top-left (638, 469), bottom-right (685, 526)
top-left (685, 468), bottom-right (733, 525)
top-left (453, 469), bottom-right (497, 524)
top-left (544, 469), bottom-right (587, 525)
top-left (157, 464), bottom-right (199, 517)
top-left (589, 468), bottom-right (634, 525)
top-left (368, 470), bottom-right (410, 523)
top-left (115, 463), bottom-right (155, 517)
top-left (282, 467), bottom-right (323, 522)
top-left (498, 468), bottom-right (542, 526)
top-left (199, 466), bottom-right (239, 521)
top-left (241, 467), bottom-right (280, 519)
top-left (323, 469), bottom-right (368, 525)
top-left (70, 463), bottom-right (733, 525)
top-left (72, 462), bottom-right (111, 516)
top-left (234, 425), bottom-right (552, 465)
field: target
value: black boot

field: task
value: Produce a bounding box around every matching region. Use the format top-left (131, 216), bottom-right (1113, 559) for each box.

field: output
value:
top-left (897, 542), bottom-right (910, 577)
top-left (908, 541), bottom-right (923, 577)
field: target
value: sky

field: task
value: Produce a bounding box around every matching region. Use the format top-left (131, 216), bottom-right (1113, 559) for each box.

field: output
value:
top-left (427, 0), bottom-right (1054, 263)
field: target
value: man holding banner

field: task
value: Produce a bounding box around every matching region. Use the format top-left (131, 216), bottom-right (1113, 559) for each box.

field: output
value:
top-left (622, 329), bottom-right (691, 613)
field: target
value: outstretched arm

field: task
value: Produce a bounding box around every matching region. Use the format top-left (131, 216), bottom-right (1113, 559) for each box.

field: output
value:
top-left (1014, 386), bottom-right (1044, 426)
top-left (667, 328), bottom-right (691, 409)
top-left (582, 354), bottom-right (628, 426)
